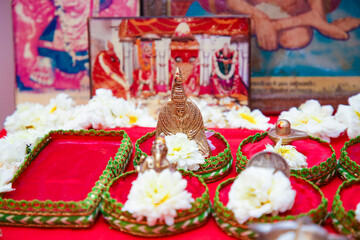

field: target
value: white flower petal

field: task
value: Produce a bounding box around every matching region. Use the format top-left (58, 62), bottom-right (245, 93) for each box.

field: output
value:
top-left (122, 169), bottom-right (194, 226)
top-left (165, 133), bottom-right (205, 171)
top-left (227, 167), bottom-right (296, 224)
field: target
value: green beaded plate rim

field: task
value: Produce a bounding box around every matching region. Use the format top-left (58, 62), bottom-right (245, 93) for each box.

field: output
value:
top-left (101, 170), bottom-right (211, 237)
top-left (133, 130), bottom-right (233, 183)
top-left (0, 129), bottom-right (132, 228)
top-left (331, 178), bottom-right (360, 238)
top-left (236, 132), bottom-right (337, 186)
top-left (338, 135), bottom-right (360, 180)
top-left (213, 174), bottom-right (328, 239)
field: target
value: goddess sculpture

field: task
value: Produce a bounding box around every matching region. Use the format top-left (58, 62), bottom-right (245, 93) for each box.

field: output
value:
top-left (156, 67), bottom-right (211, 157)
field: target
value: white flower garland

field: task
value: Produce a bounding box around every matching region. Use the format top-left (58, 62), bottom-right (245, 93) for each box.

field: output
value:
top-left (279, 99), bottom-right (346, 142)
top-left (227, 167), bottom-right (296, 224)
top-left (225, 106), bottom-right (272, 130)
top-left (122, 169), bottom-right (194, 226)
top-left (335, 93), bottom-right (360, 139)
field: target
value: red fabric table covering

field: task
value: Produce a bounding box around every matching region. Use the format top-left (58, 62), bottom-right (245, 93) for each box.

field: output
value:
top-left (0, 120), bottom-right (349, 239)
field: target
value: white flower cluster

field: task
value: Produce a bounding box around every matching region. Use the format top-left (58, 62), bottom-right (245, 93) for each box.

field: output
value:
top-left (227, 167), bottom-right (296, 224)
top-left (265, 139), bottom-right (307, 170)
top-left (122, 169), bottom-right (194, 226)
top-left (165, 133), bottom-right (205, 171)
top-left (335, 93), bottom-right (360, 139)
top-left (86, 89), bottom-right (156, 129)
top-left (225, 106), bottom-right (273, 130)
top-left (279, 100), bottom-right (346, 142)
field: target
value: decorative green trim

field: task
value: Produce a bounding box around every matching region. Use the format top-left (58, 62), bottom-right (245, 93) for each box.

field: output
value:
top-left (331, 178), bottom-right (360, 238)
top-left (236, 132), bottom-right (337, 186)
top-left (213, 174), bottom-right (328, 239)
top-left (101, 170), bottom-right (211, 237)
top-left (133, 130), bottom-right (233, 183)
top-left (338, 135), bottom-right (360, 180)
top-left (0, 129), bottom-right (132, 228)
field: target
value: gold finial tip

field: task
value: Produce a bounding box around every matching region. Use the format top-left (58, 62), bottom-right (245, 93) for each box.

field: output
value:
top-left (175, 67), bottom-right (181, 75)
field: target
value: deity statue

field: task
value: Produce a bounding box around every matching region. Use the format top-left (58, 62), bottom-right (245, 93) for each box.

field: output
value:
top-left (92, 41), bottom-right (129, 99)
top-left (169, 22), bottom-right (200, 96)
top-left (211, 42), bottom-right (247, 98)
top-left (136, 136), bottom-right (177, 173)
top-left (131, 39), bottom-right (156, 98)
top-left (156, 67), bottom-right (212, 158)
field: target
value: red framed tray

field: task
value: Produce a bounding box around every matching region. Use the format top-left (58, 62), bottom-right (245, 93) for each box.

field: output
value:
top-left (213, 174), bottom-right (328, 239)
top-left (236, 132), bottom-right (337, 186)
top-left (101, 170), bottom-right (211, 237)
top-left (331, 178), bottom-right (360, 238)
top-left (0, 129), bottom-right (132, 228)
top-left (133, 130), bottom-right (233, 183)
top-left (338, 136), bottom-right (360, 180)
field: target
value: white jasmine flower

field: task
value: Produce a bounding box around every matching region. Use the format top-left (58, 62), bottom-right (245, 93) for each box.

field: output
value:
top-left (225, 106), bottom-right (272, 130)
top-left (165, 133), bottom-right (205, 171)
top-left (265, 139), bottom-right (307, 170)
top-left (44, 93), bottom-right (90, 130)
top-left (192, 99), bottom-right (228, 128)
top-left (355, 202), bottom-right (360, 223)
top-left (279, 100), bottom-right (346, 142)
top-left (46, 93), bottom-right (75, 114)
top-left (122, 169), bottom-right (194, 226)
top-left (0, 167), bottom-right (16, 193)
top-left (335, 93), bottom-right (360, 139)
top-left (227, 167), bottom-right (296, 224)
top-left (4, 102), bottom-right (48, 133)
top-left (60, 105), bottom-right (91, 130)
top-left (86, 88), bottom-right (156, 128)
top-left (0, 132), bottom-right (30, 170)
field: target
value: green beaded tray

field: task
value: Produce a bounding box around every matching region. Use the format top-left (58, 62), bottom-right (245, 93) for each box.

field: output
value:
top-left (133, 130), bottom-right (233, 183)
top-left (331, 178), bottom-right (360, 238)
top-left (236, 132), bottom-right (337, 186)
top-left (338, 136), bottom-right (360, 180)
top-left (101, 170), bottom-right (211, 237)
top-left (0, 129), bottom-right (132, 228)
top-left (213, 175), bottom-right (328, 239)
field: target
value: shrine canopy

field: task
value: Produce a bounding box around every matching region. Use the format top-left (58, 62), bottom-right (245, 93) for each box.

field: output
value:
top-left (119, 17), bottom-right (249, 39)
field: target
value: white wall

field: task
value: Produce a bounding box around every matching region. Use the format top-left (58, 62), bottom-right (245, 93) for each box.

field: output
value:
top-left (0, 0), bottom-right (16, 126)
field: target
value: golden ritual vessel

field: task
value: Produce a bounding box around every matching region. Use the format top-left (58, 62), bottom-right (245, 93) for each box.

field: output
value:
top-left (156, 67), bottom-right (212, 157)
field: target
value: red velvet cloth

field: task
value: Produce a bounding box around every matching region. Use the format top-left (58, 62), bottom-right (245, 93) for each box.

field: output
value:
top-left (0, 124), bottom-right (348, 239)
top-left (340, 184), bottom-right (360, 212)
top-left (109, 172), bottom-right (206, 204)
top-left (4, 134), bottom-right (125, 202)
top-left (241, 136), bottom-right (334, 168)
top-left (346, 143), bottom-right (360, 164)
top-left (219, 176), bottom-right (322, 216)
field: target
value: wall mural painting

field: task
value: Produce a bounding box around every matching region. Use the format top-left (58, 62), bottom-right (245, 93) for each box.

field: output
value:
top-left (12, 0), bottom-right (138, 104)
top-left (89, 17), bottom-right (251, 111)
top-left (183, 0), bottom-right (360, 113)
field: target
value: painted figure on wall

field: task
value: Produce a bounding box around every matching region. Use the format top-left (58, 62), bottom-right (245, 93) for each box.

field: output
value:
top-left (169, 22), bottom-right (200, 96)
top-left (92, 41), bottom-right (129, 99)
top-left (131, 39), bottom-right (157, 98)
top-left (194, 0), bottom-right (360, 50)
top-left (13, 0), bottom-right (137, 95)
top-left (211, 42), bottom-right (247, 98)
